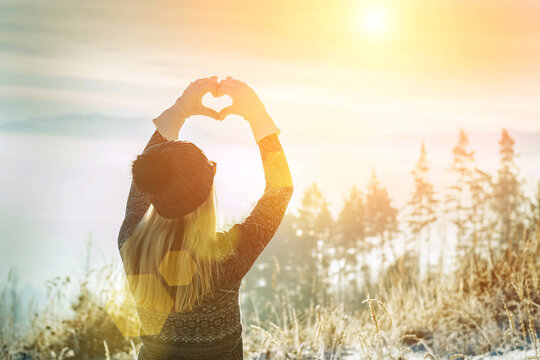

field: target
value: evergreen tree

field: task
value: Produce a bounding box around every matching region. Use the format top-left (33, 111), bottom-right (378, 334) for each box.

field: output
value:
top-left (296, 182), bottom-right (328, 239)
top-left (337, 186), bottom-right (367, 249)
top-left (293, 182), bottom-right (336, 261)
top-left (406, 142), bottom-right (438, 242)
top-left (445, 129), bottom-right (475, 251)
top-left (492, 129), bottom-right (523, 242)
top-left (314, 199), bottom-right (334, 238)
top-left (292, 183), bottom-right (335, 304)
top-left (336, 186), bottom-right (367, 303)
top-left (365, 170), bottom-right (399, 268)
top-left (466, 167), bottom-right (493, 249)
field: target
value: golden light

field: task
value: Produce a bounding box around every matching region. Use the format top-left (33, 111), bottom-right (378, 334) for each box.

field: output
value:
top-left (357, 4), bottom-right (389, 37)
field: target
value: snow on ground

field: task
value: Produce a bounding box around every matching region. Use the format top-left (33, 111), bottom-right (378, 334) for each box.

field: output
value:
top-left (250, 347), bottom-right (538, 359)
top-left (405, 348), bottom-right (538, 360)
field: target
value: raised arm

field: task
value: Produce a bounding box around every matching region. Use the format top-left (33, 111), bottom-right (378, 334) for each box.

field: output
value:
top-left (117, 77), bottom-right (220, 249)
top-left (216, 78), bottom-right (294, 283)
top-left (218, 134), bottom-right (293, 283)
top-left (117, 130), bottom-right (168, 249)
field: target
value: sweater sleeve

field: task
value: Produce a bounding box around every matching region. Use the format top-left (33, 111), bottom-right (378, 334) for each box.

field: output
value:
top-left (218, 133), bottom-right (293, 285)
top-left (117, 130), bottom-right (168, 250)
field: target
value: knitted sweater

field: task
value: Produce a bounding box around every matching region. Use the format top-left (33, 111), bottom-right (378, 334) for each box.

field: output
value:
top-left (117, 130), bottom-right (293, 359)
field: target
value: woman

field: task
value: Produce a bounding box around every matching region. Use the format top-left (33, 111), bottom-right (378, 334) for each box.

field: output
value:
top-left (117, 76), bottom-right (293, 359)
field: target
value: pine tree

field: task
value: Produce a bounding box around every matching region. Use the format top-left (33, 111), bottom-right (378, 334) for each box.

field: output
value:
top-left (365, 170), bottom-right (399, 269)
top-left (293, 183), bottom-right (334, 304)
top-left (296, 183), bottom-right (327, 239)
top-left (492, 129), bottom-right (523, 243)
top-left (406, 142), bottom-right (438, 242)
top-left (445, 129), bottom-right (475, 252)
top-left (466, 167), bottom-right (493, 250)
top-left (335, 186), bottom-right (367, 305)
top-left (337, 186), bottom-right (366, 249)
top-left (314, 199), bottom-right (334, 239)
top-left (294, 182), bottom-right (337, 255)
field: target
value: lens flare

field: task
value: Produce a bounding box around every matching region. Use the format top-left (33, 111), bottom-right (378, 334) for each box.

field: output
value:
top-left (357, 4), bottom-right (389, 37)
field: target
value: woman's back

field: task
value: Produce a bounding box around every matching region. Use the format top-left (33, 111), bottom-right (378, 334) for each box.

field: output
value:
top-left (119, 134), bottom-right (292, 359)
top-left (137, 277), bottom-right (244, 359)
top-left (136, 182), bottom-right (293, 359)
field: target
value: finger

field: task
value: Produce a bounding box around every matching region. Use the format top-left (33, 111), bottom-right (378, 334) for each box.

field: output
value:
top-left (217, 82), bottom-right (240, 97)
top-left (225, 77), bottom-right (247, 86)
top-left (192, 77), bottom-right (218, 87)
top-left (192, 78), bottom-right (219, 94)
top-left (216, 83), bottom-right (229, 97)
top-left (219, 78), bottom-right (248, 96)
top-left (220, 78), bottom-right (243, 88)
top-left (195, 105), bottom-right (219, 120)
top-left (217, 104), bottom-right (239, 121)
top-left (209, 76), bottom-right (219, 95)
top-left (223, 76), bottom-right (245, 86)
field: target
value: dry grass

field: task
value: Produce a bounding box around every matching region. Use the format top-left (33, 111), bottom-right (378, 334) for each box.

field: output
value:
top-left (1, 226), bottom-right (538, 359)
top-left (241, 226), bottom-right (540, 359)
top-left (1, 265), bottom-right (138, 360)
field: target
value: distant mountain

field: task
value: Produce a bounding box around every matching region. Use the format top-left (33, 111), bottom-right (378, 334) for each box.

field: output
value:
top-left (1, 113), bottom-right (539, 154)
top-left (0, 113), bottom-right (148, 138)
top-left (0, 113), bottom-right (237, 144)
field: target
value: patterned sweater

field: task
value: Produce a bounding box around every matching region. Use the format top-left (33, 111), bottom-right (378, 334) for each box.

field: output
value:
top-left (117, 130), bottom-right (293, 359)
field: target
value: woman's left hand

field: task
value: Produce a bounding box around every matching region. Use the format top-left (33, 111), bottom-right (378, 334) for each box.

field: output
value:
top-left (153, 77), bottom-right (220, 141)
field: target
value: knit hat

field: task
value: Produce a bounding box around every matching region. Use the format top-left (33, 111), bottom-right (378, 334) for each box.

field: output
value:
top-left (131, 140), bottom-right (216, 219)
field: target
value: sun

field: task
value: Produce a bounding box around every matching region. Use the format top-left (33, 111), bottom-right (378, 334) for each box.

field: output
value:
top-left (357, 4), bottom-right (389, 37)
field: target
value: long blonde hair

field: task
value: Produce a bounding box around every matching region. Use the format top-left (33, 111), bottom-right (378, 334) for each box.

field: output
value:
top-left (120, 184), bottom-right (226, 314)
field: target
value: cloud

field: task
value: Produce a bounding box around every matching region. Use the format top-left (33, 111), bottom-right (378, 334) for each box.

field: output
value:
top-left (2, 0), bottom-right (540, 143)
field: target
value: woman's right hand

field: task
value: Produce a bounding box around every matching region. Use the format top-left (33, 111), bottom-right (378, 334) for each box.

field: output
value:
top-left (216, 77), bottom-right (267, 122)
top-left (217, 77), bottom-right (281, 143)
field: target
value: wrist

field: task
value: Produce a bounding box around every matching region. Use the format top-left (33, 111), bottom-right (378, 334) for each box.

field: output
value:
top-left (249, 111), bottom-right (281, 144)
top-left (153, 100), bottom-right (188, 141)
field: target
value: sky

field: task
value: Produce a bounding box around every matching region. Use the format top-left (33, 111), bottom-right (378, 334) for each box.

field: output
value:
top-left (1, 0), bottom-right (540, 289)
top-left (2, 0), bottom-right (540, 132)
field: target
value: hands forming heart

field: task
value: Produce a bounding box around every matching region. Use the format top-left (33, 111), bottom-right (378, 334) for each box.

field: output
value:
top-left (177, 76), bottom-right (268, 124)
top-left (154, 76), bottom-right (279, 143)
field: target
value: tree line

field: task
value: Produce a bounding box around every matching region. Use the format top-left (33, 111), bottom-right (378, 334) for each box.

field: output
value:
top-left (243, 129), bottom-right (539, 312)
top-left (291, 129), bottom-right (536, 257)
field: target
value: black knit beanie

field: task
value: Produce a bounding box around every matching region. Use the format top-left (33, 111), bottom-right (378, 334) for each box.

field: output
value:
top-left (131, 140), bottom-right (216, 219)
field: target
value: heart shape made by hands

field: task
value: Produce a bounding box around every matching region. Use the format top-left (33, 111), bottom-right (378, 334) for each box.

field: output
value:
top-left (202, 92), bottom-right (233, 114)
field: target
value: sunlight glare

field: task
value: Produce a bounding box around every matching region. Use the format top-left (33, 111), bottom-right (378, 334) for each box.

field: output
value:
top-left (357, 4), bottom-right (389, 37)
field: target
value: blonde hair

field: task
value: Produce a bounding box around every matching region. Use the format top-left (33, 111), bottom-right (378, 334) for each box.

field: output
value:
top-left (120, 184), bottom-right (226, 314)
